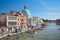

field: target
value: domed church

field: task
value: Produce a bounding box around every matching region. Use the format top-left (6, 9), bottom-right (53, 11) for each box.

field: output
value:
top-left (22, 5), bottom-right (31, 18)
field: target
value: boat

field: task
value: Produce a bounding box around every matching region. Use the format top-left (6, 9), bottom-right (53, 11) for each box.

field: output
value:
top-left (26, 29), bottom-right (36, 34)
top-left (36, 28), bottom-right (43, 30)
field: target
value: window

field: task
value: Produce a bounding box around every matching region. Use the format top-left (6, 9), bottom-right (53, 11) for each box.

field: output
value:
top-left (21, 19), bottom-right (24, 21)
top-left (8, 22), bottom-right (17, 25)
top-left (20, 22), bottom-right (25, 24)
top-left (8, 16), bottom-right (17, 20)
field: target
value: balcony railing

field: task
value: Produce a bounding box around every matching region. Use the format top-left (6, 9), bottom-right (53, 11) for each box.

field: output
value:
top-left (7, 16), bottom-right (18, 21)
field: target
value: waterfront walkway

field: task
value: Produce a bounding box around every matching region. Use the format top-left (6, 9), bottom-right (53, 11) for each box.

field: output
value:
top-left (0, 28), bottom-right (30, 39)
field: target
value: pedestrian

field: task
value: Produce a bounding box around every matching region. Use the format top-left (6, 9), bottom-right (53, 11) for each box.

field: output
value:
top-left (1, 29), bottom-right (3, 36)
top-left (15, 29), bottom-right (17, 33)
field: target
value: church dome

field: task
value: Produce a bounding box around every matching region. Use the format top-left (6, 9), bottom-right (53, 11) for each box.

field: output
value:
top-left (22, 5), bottom-right (31, 18)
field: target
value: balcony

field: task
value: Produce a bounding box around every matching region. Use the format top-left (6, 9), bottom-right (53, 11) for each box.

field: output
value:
top-left (7, 22), bottom-right (18, 27)
top-left (7, 16), bottom-right (18, 21)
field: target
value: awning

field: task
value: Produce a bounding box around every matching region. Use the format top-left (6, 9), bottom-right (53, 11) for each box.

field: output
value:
top-left (16, 28), bottom-right (22, 30)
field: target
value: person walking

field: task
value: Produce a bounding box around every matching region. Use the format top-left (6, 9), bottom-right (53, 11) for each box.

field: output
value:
top-left (1, 28), bottom-right (3, 36)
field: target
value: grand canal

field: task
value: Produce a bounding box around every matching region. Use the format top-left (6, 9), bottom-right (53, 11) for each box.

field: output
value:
top-left (1, 23), bottom-right (60, 40)
top-left (12, 23), bottom-right (60, 40)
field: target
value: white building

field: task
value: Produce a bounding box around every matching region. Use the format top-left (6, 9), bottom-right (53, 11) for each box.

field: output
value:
top-left (30, 17), bottom-right (44, 27)
top-left (7, 16), bottom-right (18, 28)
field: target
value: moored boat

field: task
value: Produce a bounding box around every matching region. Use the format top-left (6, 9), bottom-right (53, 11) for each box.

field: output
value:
top-left (26, 29), bottom-right (36, 34)
top-left (36, 28), bottom-right (43, 30)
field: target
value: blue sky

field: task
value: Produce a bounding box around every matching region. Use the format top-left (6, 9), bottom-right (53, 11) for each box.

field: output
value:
top-left (0, 0), bottom-right (60, 20)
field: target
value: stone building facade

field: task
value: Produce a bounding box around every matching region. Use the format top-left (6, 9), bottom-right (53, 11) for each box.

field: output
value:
top-left (0, 11), bottom-right (28, 30)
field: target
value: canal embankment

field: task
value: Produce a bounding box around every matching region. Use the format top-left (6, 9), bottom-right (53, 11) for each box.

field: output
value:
top-left (0, 32), bottom-right (26, 40)
top-left (0, 27), bottom-right (42, 40)
top-left (0, 28), bottom-right (29, 39)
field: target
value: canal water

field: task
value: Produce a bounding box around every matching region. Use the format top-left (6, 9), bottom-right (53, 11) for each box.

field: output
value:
top-left (13, 23), bottom-right (60, 40)
top-left (2, 23), bottom-right (60, 40)
top-left (15, 23), bottom-right (60, 40)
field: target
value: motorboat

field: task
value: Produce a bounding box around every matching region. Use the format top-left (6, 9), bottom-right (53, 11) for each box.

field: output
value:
top-left (36, 28), bottom-right (43, 30)
top-left (26, 29), bottom-right (36, 34)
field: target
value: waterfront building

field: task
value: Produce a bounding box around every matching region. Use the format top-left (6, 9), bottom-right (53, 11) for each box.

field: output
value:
top-left (30, 17), bottom-right (44, 27)
top-left (0, 11), bottom-right (28, 32)
top-left (7, 12), bottom-right (27, 28)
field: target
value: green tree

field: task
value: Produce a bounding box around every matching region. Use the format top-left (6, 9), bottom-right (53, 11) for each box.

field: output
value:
top-left (42, 19), bottom-right (49, 22)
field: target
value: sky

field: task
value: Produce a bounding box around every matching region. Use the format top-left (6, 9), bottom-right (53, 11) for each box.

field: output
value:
top-left (0, 0), bottom-right (60, 20)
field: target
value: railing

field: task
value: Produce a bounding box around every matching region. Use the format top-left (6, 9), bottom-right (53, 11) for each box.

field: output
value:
top-left (7, 16), bottom-right (18, 21)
